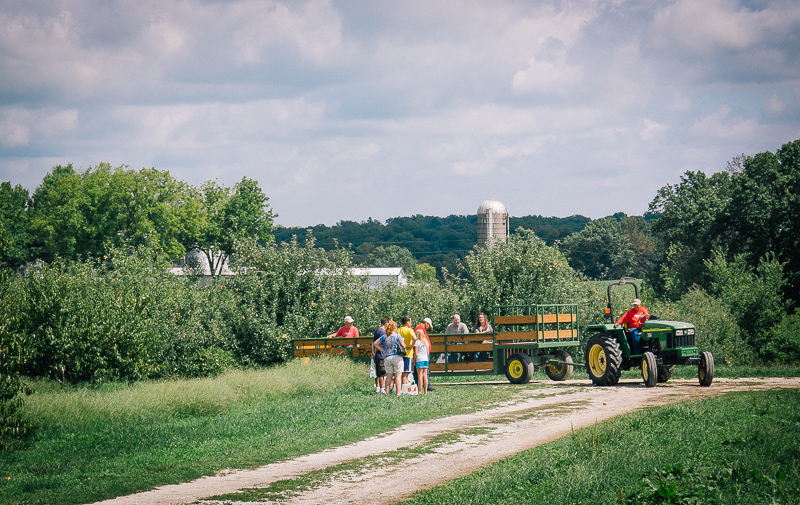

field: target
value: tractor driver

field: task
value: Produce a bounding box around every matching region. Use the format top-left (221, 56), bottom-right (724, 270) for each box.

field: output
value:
top-left (615, 298), bottom-right (649, 354)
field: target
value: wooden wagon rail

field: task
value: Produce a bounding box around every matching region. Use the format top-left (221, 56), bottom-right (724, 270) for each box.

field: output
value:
top-left (291, 303), bottom-right (581, 378)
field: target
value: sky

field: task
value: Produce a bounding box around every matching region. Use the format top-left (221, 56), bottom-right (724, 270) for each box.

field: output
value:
top-left (1, 0), bottom-right (799, 227)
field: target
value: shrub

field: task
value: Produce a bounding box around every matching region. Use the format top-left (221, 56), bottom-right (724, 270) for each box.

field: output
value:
top-left (651, 287), bottom-right (751, 365)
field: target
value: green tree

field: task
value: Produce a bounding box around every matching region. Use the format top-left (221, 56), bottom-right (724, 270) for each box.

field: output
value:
top-left (0, 182), bottom-right (31, 267)
top-left (465, 228), bottom-right (581, 317)
top-left (704, 249), bottom-right (788, 360)
top-left (723, 139), bottom-right (800, 303)
top-left (619, 216), bottom-right (657, 278)
top-left (559, 217), bottom-right (635, 280)
top-left (28, 164), bottom-right (87, 260)
top-left (414, 262), bottom-right (437, 283)
top-left (191, 177), bottom-right (277, 277)
top-left (28, 164), bottom-right (200, 261)
top-left (356, 245), bottom-right (417, 277)
top-left (647, 170), bottom-right (733, 297)
top-left (81, 164), bottom-right (195, 259)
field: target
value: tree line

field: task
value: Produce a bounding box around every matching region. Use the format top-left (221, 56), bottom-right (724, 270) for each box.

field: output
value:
top-left (274, 214), bottom-right (590, 277)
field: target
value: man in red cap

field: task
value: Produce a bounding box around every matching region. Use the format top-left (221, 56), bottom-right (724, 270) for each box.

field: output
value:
top-left (615, 299), bottom-right (649, 354)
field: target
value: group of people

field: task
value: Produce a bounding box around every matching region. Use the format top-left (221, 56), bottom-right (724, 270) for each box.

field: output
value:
top-left (369, 316), bottom-right (434, 395)
top-left (328, 312), bottom-right (495, 396)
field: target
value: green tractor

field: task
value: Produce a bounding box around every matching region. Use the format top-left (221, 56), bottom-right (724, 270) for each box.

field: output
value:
top-left (585, 279), bottom-right (715, 388)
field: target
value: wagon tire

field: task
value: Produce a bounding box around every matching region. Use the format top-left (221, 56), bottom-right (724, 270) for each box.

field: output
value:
top-left (505, 352), bottom-right (534, 384)
top-left (545, 350), bottom-right (574, 381)
top-left (585, 334), bottom-right (622, 386)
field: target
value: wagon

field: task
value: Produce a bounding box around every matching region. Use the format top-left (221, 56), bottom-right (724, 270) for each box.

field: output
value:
top-left (291, 303), bottom-right (580, 384)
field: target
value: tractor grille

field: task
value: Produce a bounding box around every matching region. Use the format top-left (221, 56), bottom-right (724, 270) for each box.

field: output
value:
top-left (672, 333), bottom-right (695, 348)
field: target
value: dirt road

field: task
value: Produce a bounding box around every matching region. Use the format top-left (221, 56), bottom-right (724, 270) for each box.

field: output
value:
top-left (92, 377), bottom-right (800, 505)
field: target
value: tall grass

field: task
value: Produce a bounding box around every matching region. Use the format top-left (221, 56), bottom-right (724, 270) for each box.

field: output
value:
top-left (21, 356), bottom-right (364, 429)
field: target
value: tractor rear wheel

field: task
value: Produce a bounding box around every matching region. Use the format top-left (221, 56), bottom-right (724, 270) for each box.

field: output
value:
top-left (698, 351), bottom-right (715, 387)
top-left (641, 352), bottom-right (657, 387)
top-left (585, 334), bottom-right (622, 386)
top-left (505, 352), bottom-right (534, 384)
top-left (657, 365), bottom-right (675, 383)
top-left (545, 350), bottom-right (574, 381)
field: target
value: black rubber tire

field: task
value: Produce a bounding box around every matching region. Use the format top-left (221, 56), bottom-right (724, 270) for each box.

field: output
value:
top-left (545, 350), bottom-right (574, 381)
top-left (505, 352), bottom-right (534, 384)
top-left (657, 365), bottom-right (675, 383)
top-left (584, 334), bottom-right (623, 386)
top-left (641, 352), bottom-right (657, 387)
top-left (698, 351), bottom-right (715, 387)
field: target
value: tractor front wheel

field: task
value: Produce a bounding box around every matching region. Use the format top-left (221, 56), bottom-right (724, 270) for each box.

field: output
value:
top-left (505, 352), bottom-right (534, 384)
top-left (641, 352), bottom-right (657, 387)
top-left (545, 350), bottom-right (574, 381)
top-left (698, 351), bottom-right (715, 387)
top-left (585, 334), bottom-right (623, 386)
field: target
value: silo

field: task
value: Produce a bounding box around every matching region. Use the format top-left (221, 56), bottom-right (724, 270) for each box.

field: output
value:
top-left (477, 199), bottom-right (509, 248)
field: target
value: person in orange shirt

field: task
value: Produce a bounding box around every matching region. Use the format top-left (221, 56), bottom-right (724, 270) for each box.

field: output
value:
top-left (615, 298), bottom-right (649, 354)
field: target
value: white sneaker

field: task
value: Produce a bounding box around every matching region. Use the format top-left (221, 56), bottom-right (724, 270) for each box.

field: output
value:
top-left (375, 386), bottom-right (381, 393)
top-left (380, 388), bottom-right (385, 393)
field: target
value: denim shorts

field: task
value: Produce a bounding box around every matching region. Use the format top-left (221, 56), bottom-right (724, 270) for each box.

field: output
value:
top-left (415, 360), bottom-right (429, 369)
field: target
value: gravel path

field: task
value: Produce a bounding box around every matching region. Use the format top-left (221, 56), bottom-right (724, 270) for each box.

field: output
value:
top-left (91, 377), bottom-right (800, 505)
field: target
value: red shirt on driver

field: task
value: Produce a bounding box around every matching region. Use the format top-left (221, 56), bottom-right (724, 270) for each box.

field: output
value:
top-left (616, 306), bottom-right (649, 329)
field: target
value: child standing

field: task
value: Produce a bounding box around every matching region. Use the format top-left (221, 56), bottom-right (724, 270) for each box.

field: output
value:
top-left (413, 332), bottom-right (430, 394)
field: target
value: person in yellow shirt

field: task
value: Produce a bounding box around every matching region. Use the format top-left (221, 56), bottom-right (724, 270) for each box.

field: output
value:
top-left (399, 316), bottom-right (416, 388)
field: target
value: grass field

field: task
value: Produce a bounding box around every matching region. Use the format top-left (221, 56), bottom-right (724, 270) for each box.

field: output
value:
top-left (1, 357), bottom-right (516, 505)
top-left (401, 389), bottom-right (800, 504)
top-left (2, 357), bottom-right (799, 505)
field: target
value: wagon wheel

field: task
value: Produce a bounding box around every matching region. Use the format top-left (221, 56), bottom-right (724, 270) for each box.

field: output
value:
top-left (505, 352), bottom-right (534, 384)
top-left (545, 350), bottom-right (574, 381)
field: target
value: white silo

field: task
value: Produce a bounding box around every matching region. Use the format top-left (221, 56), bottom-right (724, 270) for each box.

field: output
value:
top-left (477, 199), bottom-right (509, 248)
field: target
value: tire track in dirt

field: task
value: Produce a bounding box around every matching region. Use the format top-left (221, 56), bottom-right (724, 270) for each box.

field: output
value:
top-left (91, 377), bottom-right (800, 505)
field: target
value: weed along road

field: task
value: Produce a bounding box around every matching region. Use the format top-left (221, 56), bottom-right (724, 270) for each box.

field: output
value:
top-left (91, 377), bottom-right (800, 505)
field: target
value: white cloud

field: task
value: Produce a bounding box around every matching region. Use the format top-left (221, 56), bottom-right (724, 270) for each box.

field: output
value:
top-left (651, 0), bottom-right (800, 54)
top-left (0, 107), bottom-right (78, 147)
top-left (512, 59), bottom-right (584, 94)
top-left (0, 110), bottom-right (31, 147)
top-left (332, 143), bottom-right (381, 162)
top-left (763, 94), bottom-right (785, 115)
top-left (690, 105), bottom-right (761, 139)
top-left (110, 99), bottom-right (326, 148)
top-left (641, 118), bottom-right (668, 140)
top-left (451, 157), bottom-right (496, 177)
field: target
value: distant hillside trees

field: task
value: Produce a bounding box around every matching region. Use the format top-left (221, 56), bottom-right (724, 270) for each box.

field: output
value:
top-left (274, 214), bottom-right (590, 277)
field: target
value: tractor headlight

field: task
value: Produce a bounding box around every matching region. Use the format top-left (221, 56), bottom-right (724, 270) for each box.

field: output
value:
top-left (675, 329), bottom-right (684, 336)
top-left (687, 328), bottom-right (695, 335)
